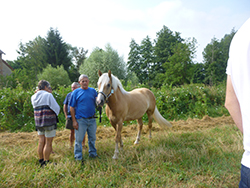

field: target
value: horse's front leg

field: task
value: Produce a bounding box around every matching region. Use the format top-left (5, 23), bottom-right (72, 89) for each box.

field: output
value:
top-left (113, 122), bottom-right (123, 159)
top-left (134, 118), bottom-right (143, 144)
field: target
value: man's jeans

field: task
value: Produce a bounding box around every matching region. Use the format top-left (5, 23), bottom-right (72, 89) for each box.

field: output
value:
top-left (239, 164), bottom-right (250, 188)
top-left (74, 118), bottom-right (97, 160)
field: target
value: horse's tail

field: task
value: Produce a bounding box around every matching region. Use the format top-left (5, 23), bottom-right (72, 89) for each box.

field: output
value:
top-left (153, 106), bottom-right (172, 128)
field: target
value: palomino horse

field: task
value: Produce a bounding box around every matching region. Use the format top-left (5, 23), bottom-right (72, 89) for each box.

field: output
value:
top-left (96, 70), bottom-right (172, 159)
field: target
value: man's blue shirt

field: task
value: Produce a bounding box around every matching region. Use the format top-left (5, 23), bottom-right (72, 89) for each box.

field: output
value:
top-left (69, 87), bottom-right (97, 119)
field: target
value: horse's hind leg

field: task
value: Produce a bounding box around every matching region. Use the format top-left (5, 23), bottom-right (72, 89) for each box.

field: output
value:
top-left (148, 113), bottom-right (153, 139)
top-left (134, 118), bottom-right (143, 145)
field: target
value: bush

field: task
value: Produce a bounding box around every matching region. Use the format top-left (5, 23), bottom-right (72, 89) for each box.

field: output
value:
top-left (38, 65), bottom-right (71, 89)
top-left (0, 85), bottom-right (71, 132)
top-left (0, 83), bottom-right (229, 132)
top-left (153, 83), bottom-right (229, 121)
top-left (0, 85), bottom-right (34, 132)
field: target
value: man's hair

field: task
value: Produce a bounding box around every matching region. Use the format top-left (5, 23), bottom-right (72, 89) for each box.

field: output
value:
top-left (38, 80), bottom-right (50, 90)
top-left (78, 74), bottom-right (89, 81)
top-left (71, 82), bottom-right (80, 87)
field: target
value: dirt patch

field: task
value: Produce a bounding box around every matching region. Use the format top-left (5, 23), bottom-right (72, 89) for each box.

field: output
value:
top-left (0, 115), bottom-right (235, 146)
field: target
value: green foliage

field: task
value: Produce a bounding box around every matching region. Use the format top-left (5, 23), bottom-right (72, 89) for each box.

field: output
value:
top-left (202, 29), bottom-right (236, 85)
top-left (0, 68), bottom-right (36, 90)
top-left (66, 45), bottom-right (88, 82)
top-left (37, 65), bottom-right (71, 89)
top-left (127, 39), bottom-right (141, 82)
top-left (79, 44), bottom-right (126, 86)
top-left (67, 45), bottom-right (88, 70)
top-left (0, 85), bottom-right (71, 132)
top-left (12, 28), bottom-right (82, 83)
top-left (192, 63), bottom-right (205, 84)
top-left (128, 26), bottom-right (194, 87)
top-left (0, 81), bottom-right (229, 132)
top-left (46, 28), bottom-right (72, 72)
top-left (16, 36), bottom-right (48, 77)
top-left (152, 83), bottom-right (229, 121)
top-left (153, 26), bottom-right (184, 86)
top-left (162, 38), bottom-right (197, 86)
top-left (0, 85), bottom-right (34, 132)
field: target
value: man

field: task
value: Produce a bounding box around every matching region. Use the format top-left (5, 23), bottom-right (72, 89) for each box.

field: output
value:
top-left (70, 75), bottom-right (98, 161)
top-left (63, 82), bottom-right (86, 149)
top-left (225, 17), bottom-right (250, 187)
top-left (31, 80), bottom-right (60, 167)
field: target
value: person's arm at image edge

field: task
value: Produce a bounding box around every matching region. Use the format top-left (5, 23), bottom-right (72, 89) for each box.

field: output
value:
top-left (225, 75), bottom-right (243, 133)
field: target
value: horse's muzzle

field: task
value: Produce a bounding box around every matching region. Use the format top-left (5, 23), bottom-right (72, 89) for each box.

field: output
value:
top-left (96, 95), bottom-right (105, 107)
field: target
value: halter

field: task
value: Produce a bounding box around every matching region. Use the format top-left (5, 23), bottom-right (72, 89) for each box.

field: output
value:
top-left (98, 88), bottom-right (114, 103)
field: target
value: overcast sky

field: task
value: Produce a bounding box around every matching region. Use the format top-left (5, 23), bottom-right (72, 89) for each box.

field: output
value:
top-left (1, 0), bottom-right (250, 63)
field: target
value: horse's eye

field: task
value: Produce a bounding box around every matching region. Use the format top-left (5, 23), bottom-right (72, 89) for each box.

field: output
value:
top-left (107, 83), bottom-right (110, 88)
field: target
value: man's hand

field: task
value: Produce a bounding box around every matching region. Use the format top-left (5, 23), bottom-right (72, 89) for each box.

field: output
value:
top-left (73, 121), bottom-right (79, 130)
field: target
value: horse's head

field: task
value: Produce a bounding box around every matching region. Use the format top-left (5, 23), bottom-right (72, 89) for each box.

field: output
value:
top-left (96, 70), bottom-right (114, 107)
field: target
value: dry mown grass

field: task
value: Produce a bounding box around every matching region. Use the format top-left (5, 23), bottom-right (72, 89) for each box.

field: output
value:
top-left (0, 115), bottom-right (235, 146)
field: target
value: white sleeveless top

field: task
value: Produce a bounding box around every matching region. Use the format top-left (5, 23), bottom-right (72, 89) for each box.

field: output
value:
top-left (226, 17), bottom-right (250, 168)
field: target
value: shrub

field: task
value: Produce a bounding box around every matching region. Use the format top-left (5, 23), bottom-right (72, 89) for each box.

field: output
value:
top-left (153, 83), bottom-right (229, 121)
top-left (0, 85), bottom-right (34, 132)
top-left (0, 83), bottom-right (229, 132)
top-left (37, 65), bottom-right (71, 89)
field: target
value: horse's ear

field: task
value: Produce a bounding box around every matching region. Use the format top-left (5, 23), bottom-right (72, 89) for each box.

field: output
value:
top-left (108, 70), bottom-right (111, 78)
top-left (98, 70), bottom-right (102, 77)
top-left (108, 70), bottom-right (112, 81)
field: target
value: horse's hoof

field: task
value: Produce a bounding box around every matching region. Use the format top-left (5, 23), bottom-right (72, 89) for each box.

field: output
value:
top-left (134, 141), bottom-right (139, 145)
top-left (112, 155), bottom-right (118, 160)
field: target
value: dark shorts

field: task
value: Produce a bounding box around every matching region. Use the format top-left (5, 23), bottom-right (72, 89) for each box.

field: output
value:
top-left (65, 117), bottom-right (74, 130)
top-left (239, 164), bottom-right (250, 188)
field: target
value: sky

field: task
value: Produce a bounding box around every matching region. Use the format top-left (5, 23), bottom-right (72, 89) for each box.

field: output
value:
top-left (1, 0), bottom-right (250, 63)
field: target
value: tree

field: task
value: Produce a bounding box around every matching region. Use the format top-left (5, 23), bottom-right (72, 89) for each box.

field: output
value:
top-left (154, 26), bottom-right (183, 72)
top-left (127, 39), bottom-right (141, 82)
top-left (162, 38), bottom-right (197, 86)
top-left (153, 26), bottom-right (183, 87)
top-left (15, 36), bottom-right (48, 78)
top-left (66, 45), bottom-right (88, 82)
top-left (73, 47), bottom-right (88, 70)
top-left (192, 63), bottom-right (205, 84)
top-left (79, 44), bottom-right (126, 86)
top-left (37, 65), bottom-right (71, 89)
top-left (202, 29), bottom-right (235, 85)
top-left (45, 28), bottom-right (72, 72)
top-left (140, 36), bottom-right (154, 85)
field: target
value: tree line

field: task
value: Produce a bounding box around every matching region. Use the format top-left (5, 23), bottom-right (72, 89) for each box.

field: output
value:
top-left (1, 26), bottom-right (236, 90)
top-left (127, 26), bottom-right (236, 87)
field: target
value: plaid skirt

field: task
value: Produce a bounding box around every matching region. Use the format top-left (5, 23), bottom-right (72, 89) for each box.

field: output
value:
top-left (34, 105), bottom-right (58, 131)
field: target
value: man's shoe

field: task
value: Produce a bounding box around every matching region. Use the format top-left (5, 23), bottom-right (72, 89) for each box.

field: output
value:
top-left (89, 154), bottom-right (99, 159)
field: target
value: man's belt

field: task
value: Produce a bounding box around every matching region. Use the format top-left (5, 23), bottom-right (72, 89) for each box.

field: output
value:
top-left (84, 115), bottom-right (97, 119)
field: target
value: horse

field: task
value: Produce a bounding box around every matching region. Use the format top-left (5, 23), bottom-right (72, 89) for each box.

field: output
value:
top-left (96, 70), bottom-right (172, 159)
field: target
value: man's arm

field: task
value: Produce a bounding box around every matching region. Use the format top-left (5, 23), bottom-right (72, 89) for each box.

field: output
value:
top-left (63, 104), bottom-right (68, 119)
top-left (225, 75), bottom-right (243, 133)
top-left (70, 106), bottom-right (78, 130)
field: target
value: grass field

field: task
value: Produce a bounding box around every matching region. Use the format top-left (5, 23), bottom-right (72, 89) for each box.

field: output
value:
top-left (0, 116), bottom-right (243, 187)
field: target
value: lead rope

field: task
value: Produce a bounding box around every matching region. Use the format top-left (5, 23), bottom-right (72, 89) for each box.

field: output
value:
top-left (98, 106), bottom-right (102, 123)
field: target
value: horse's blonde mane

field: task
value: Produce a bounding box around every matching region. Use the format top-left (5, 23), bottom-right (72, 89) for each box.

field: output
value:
top-left (98, 73), bottom-right (128, 94)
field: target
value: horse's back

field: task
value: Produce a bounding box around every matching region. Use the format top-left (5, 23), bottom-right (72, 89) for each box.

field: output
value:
top-left (130, 88), bottom-right (155, 101)
top-left (128, 88), bottom-right (156, 111)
